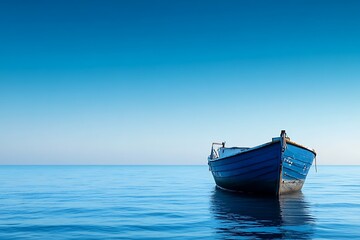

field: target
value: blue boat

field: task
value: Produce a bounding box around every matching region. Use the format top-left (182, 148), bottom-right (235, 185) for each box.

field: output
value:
top-left (208, 130), bottom-right (316, 196)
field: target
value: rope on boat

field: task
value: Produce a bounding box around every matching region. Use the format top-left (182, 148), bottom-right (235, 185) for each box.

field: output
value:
top-left (314, 155), bottom-right (318, 173)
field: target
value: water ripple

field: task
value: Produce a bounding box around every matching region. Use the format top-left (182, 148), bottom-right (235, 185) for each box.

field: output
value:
top-left (0, 165), bottom-right (359, 239)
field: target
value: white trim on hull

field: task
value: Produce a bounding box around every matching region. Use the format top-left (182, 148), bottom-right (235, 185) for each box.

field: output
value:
top-left (215, 184), bottom-right (278, 195)
top-left (215, 184), bottom-right (243, 193)
top-left (216, 180), bottom-right (305, 196)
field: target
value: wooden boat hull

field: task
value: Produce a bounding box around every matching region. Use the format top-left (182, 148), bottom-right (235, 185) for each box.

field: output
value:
top-left (208, 140), bottom-right (315, 196)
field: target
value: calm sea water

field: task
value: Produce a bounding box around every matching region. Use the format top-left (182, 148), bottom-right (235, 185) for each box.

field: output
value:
top-left (0, 165), bottom-right (359, 239)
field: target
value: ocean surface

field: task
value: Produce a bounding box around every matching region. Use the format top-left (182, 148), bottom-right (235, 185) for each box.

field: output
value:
top-left (0, 165), bottom-right (359, 239)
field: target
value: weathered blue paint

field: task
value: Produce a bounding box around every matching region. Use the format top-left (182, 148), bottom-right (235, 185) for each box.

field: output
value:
top-left (208, 134), bottom-right (316, 196)
top-left (279, 142), bottom-right (316, 194)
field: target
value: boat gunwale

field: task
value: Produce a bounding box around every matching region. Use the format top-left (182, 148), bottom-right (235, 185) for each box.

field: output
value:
top-left (286, 140), bottom-right (317, 156)
top-left (208, 139), bottom-right (316, 163)
top-left (210, 146), bottom-right (281, 168)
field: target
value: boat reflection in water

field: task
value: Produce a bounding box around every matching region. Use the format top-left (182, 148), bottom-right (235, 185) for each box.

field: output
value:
top-left (210, 188), bottom-right (315, 239)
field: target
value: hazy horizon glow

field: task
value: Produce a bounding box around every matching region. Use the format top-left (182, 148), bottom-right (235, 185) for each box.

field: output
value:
top-left (1, 1), bottom-right (360, 164)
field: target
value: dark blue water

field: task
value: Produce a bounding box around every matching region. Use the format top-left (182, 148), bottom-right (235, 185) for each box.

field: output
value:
top-left (0, 166), bottom-right (359, 239)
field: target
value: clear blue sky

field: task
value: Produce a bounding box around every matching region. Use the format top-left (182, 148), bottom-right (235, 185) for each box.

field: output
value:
top-left (1, 0), bottom-right (359, 164)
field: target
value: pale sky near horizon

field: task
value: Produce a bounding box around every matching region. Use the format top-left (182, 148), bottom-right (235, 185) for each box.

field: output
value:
top-left (1, 1), bottom-right (360, 165)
